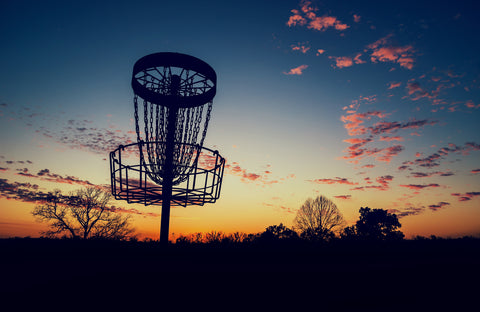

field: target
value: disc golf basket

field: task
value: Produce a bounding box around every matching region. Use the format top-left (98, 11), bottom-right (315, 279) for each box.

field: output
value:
top-left (109, 52), bottom-right (225, 245)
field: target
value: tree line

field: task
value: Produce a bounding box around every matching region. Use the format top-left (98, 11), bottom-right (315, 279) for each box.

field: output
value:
top-left (32, 187), bottom-right (406, 244)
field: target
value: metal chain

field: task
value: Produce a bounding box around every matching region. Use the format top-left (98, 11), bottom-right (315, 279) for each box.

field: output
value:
top-left (133, 66), bottom-right (214, 185)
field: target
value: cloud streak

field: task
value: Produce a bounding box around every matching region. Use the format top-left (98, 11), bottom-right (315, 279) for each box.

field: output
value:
top-left (400, 142), bottom-right (480, 170)
top-left (15, 167), bottom-right (95, 187)
top-left (451, 192), bottom-right (480, 202)
top-left (399, 183), bottom-right (441, 190)
top-left (309, 177), bottom-right (358, 185)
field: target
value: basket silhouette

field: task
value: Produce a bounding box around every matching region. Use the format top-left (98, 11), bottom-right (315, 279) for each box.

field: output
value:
top-left (110, 141), bottom-right (225, 207)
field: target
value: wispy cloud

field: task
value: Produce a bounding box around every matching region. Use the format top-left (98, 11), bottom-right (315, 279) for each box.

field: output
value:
top-left (283, 64), bottom-right (308, 75)
top-left (14, 167), bottom-right (95, 186)
top-left (225, 162), bottom-right (294, 186)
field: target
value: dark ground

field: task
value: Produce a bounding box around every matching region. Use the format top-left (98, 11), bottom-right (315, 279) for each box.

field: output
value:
top-left (1, 238), bottom-right (479, 310)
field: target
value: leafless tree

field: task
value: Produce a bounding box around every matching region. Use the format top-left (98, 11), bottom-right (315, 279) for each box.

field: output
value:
top-left (294, 195), bottom-right (345, 240)
top-left (32, 187), bottom-right (134, 240)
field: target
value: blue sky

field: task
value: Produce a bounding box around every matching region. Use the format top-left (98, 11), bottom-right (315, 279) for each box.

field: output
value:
top-left (1, 0), bottom-right (479, 238)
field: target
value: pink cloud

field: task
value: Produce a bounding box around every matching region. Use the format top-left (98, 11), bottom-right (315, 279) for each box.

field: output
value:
top-left (353, 14), bottom-right (361, 23)
top-left (316, 49), bottom-right (325, 55)
top-left (366, 34), bottom-right (415, 69)
top-left (471, 169), bottom-right (480, 174)
top-left (286, 9), bottom-right (307, 27)
top-left (379, 136), bottom-right (404, 142)
top-left (334, 195), bottom-right (352, 200)
top-left (329, 53), bottom-right (365, 69)
top-left (291, 44), bottom-right (310, 54)
top-left (286, 1), bottom-right (349, 32)
top-left (283, 64), bottom-right (308, 75)
top-left (309, 177), bottom-right (358, 185)
top-left (340, 110), bottom-right (386, 136)
top-left (388, 81), bottom-right (402, 89)
top-left (329, 56), bottom-right (353, 68)
top-left (465, 100), bottom-right (480, 109)
top-left (354, 53), bottom-right (366, 64)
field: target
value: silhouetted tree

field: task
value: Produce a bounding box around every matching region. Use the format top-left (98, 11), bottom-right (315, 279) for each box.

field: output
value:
top-left (341, 207), bottom-right (404, 241)
top-left (260, 224), bottom-right (298, 242)
top-left (204, 230), bottom-right (225, 244)
top-left (32, 187), bottom-right (135, 240)
top-left (294, 195), bottom-right (345, 241)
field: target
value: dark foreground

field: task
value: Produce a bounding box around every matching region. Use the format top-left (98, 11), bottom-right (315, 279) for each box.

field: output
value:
top-left (1, 238), bottom-right (479, 310)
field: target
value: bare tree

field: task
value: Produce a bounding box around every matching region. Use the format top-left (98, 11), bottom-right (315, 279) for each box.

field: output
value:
top-left (32, 187), bottom-right (134, 240)
top-left (294, 195), bottom-right (345, 241)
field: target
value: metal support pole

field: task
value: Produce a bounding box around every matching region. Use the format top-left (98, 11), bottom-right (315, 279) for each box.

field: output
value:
top-left (160, 75), bottom-right (180, 246)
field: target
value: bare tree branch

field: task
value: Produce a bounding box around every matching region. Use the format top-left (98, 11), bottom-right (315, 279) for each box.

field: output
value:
top-left (294, 195), bottom-right (345, 240)
top-left (32, 187), bottom-right (135, 240)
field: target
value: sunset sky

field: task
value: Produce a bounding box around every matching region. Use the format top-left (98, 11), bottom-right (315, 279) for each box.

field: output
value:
top-left (1, 0), bottom-right (479, 239)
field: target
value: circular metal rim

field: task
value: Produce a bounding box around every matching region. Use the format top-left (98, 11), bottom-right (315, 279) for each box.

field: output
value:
top-left (110, 141), bottom-right (225, 207)
top-left (131, 52), bottom-right (217, 108)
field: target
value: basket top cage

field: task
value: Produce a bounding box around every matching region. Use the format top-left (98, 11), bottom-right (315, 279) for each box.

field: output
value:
top-left (131, 52), bottom-right (217, 109)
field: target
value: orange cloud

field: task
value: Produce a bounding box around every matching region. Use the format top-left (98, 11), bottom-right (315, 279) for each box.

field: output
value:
top-left (283, 64), bottom-right (308, 75)
top-left (353, 14), bottom-right (361, 23)
top-left (316, 49), bottom-right (325, 55)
